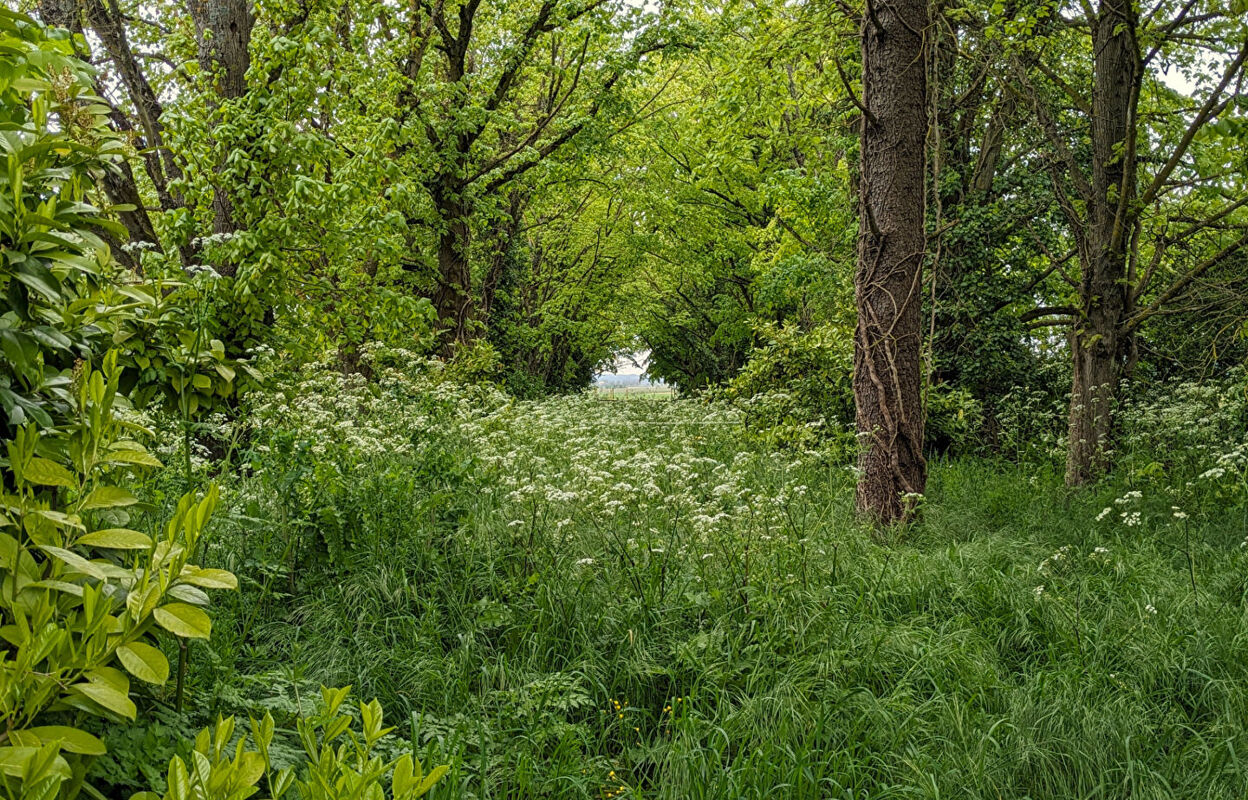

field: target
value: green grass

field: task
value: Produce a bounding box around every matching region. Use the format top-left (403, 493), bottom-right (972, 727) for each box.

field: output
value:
top-left (146, 372), bottom-right (1248, 800)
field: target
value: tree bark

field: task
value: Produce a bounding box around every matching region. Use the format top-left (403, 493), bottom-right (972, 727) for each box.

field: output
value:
top-left (853, 0), bottom-right (929, 524)
top-left (1064, 0), bottom-right (1139, 486)
top-left (432, 188), bottom-right (474, 347)
top-left (187, 0), bottom-right (253, 277)
top-left (35, 0), bottom-right (172, 270)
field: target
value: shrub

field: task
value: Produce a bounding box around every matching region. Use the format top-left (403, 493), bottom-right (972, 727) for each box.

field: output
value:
top-left (132, 688), bottom-right (446, 800)
top-left (0, 353), bottom-right (235, 794)
top-left (717, 322), bottom-right (856, 453)
top-left (0, 8), bottom-right (128, 432)
top-left (718, 323), bottom-right (985, 457)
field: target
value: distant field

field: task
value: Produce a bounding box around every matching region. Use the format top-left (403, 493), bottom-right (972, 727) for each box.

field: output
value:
top-left (593, 383), bottom-right (675, 399)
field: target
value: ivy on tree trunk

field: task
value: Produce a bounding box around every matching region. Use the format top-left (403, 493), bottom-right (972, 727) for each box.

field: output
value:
top-left (853, 0), bottom-right (929, 524)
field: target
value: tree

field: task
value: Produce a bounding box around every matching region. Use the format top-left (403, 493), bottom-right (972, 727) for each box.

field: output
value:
top-left (1016, 0), bottom-right (1248, 485)
top-left (392, 0), bottom-right (676, 346)
top-left (186, 0), bottom-right (254, 276)
top-left (853, 0), bottom-right (929, 523)
top-left (620, 0), bottom-right (855, 392)
top-left (923, 1), bottom-right (1065, 420)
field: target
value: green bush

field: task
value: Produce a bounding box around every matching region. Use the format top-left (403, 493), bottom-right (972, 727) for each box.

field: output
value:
top-left (718, 323), bottom-right (985, 457)
top-left (0, 8), bottom-right (128, 432)
top-left (924, 383), bottom-right (985, 456)
top-left (0, 354), bottom-right (235, 794)
top-left (132, 688), bottom-right (446, 800)
top-left (718, 322), bottom-right (856, 453)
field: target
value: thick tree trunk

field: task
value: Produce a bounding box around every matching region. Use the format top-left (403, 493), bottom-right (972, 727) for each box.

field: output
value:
top-left (1064, 0), bottom-right (1139, 486)
top-left (433, 215), bottom-right (473, 346)
top-left (853, 0), bottom-right (929, 524)
top-left (187, 0), bottom-right (253, 278)
top-left (187, 0), bottom-right (252, 99)
top-left (430, 175), bottom-right (474, 347)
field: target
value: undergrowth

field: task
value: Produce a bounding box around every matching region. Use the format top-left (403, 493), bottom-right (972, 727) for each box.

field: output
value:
top-left (109, 354), bottom-right (1248, 799)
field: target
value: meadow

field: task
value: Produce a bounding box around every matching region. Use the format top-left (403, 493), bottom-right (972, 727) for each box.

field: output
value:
top-left (99, 355), bottom-right (1248, 800)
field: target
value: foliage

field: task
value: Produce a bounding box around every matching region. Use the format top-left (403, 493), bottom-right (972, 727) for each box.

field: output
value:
top-left (923, 384), bottom-right (985, 456)
top-left (7, 0), bottom-right (1248, 795)
top-left (0, 352), bottom-right (235, 794)
top-left (622, 0), bottom-right (856, 393)
top-left (1117, 368), bottom-right (1248, 482)
top-left (184, 369), bottom-right (1248, 799)
top-left (113, 277), bottom-right (263, 417)
top-left (714, 323), bottom-right (987, 457)
top-left (0, 8), bottom-right (127, 431)
top-left (132, 688), bottom-right (446, 800)
top-left (716, 322), bottom-right (855, 452)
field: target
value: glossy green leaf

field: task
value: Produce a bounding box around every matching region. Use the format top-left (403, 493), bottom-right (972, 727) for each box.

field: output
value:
top-left (77, 528), bottom-right (153, 550)
top-left (24, 726), bottom-right (106, 755)
top-left (116, 640), bottom-right (170, 685)
top-left (22, 457), bottom-right (74, 488)
top-left (80, 486), bottom-right (139, 510)
top-left (153, 603), bottom-right (212, 639)
top-left (70, 681), bottom-right (136, 720)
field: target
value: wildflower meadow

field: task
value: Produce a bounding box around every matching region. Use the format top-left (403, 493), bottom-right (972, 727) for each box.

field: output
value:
top-left (94, 353), bottom-right (1248, 799)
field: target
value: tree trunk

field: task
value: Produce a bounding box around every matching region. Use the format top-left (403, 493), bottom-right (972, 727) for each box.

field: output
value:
top-left (432, 185), bottom-right (474, 347)
top-left (187, 0), bottom-right (253, 278)
top-left (35, 0), bottom-right (173, 270)
top-left (1064, 0), bottom-right (1139, 486)
top-left (187, 0), bottom-right (252, 100)
top-left (853, 0), bottom-right (929, 524)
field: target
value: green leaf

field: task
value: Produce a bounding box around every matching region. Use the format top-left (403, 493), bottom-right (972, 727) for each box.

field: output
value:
top-left (104, 449), bottom-right (163, 468)
top-left (0, 747), bottom-right (36, 778)
top-left (80, 485), bottom-right (139, 510)
top-left (167, 584), bottom-right (210, 605)
top-left (167, 757), bottom-right (190, 800)
top-left (235, 751), bottom-right (266, 788)
top-left (393, 754), bottom-right (414, 795)
top-left (0, 746), bottom-right (72, 779)
top-left (24, 726), bottom-right (106, 755)
top-left (180, 567), bottom-right (238, 589)
top-left (30, 509), bottom-right (84, 529)
top-left (77, 528), bottom-right (153, 550)
top-left (116, 640), bottom-right (170, 685)
top-left (14, 259), bottom-right (61, 301)
top-left (153, 603), bottom-right (212, 639)
top-left (23, 457), bottom-right (75, 488)
top-left (38, 545), bottom-right (107, 580)
top-left (71, 681), bottom-right (137, 720)
top-left (416, 764), bottom-right (449, 797)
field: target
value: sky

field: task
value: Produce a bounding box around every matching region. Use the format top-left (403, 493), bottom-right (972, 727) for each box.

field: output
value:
top-left (602, 351), bottom-right (649, 377)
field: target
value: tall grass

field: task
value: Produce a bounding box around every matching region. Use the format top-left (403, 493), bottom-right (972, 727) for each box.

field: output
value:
top-left (138, 358), bottom-right (1248, 799)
